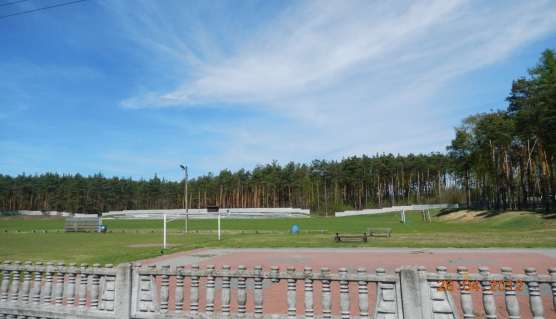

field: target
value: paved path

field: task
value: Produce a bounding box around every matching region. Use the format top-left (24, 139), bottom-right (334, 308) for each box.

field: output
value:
top-left (144, 247), bottom-right (556, 272)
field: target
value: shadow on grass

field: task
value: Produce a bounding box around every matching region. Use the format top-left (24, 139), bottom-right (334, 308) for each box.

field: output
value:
top-left (476, 210), bottom-right (506, 218)
top-left (436, 208), bottom-right (463, 217)
top-left (542, 213), bottom-right (556, 219)
top-left (437, 208), bottom-right (504, 218)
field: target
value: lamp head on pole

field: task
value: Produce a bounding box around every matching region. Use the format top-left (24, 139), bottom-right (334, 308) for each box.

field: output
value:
top-left (179, 164), bottom-right (186, 171)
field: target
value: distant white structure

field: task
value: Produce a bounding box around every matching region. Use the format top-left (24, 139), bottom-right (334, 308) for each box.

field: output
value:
top-left (103, 207), bottom-right (310, 219)
top-left (335, 203), bottom-right (458, 217)
top-left (16, 208), bottom-right (311, 219)
top-left (18, 210), bottom-right (74, 217)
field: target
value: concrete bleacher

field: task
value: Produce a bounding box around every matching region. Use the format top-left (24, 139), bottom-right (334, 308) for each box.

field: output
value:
top-left (102, 207), bottom-right (311, 219)
top-left (18, 210), bottom-right (82, 217)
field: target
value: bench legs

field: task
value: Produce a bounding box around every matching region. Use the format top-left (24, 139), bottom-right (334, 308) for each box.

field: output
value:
top-left (334, 233), bottom-right (368, 242)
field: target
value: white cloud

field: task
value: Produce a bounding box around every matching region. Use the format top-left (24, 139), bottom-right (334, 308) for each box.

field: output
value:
top-left (113, 0), bottom-right (556, 171)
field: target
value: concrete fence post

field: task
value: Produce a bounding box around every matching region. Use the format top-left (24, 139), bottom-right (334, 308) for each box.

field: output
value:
top-left (286, 266), bottom-right (296, 319)
top-left (130, 263), bottom-right (142, 314)
top-left (66, 263), bottom-right (77, 306)
top-left (101, 264), bottom-right (116, 311)
top-left (31, 262), bottom-right (42, 305)
top-left (237, 265), bottom-right (247, 317)
top-left (42, 262), bottom-right (54, 305)
top-left (254, 265), bottom-right (264, 318)
top-left (9, 262), bottom-right (21, 304)
top-left (221, 265), bottom-right (232, 316)
top-left (175, 266), bottom-right (184, 313)
top-left (20, 262), bottom-right (32, 303)
top-left (320, 267), bottom-right (332, 319)
top-left (90, 264), bottom-right (101, 309)
top-left (549, 268), bottom-right (556, 314)
top-left (78, 264), bottom-right (88, 308)
top-left (205, 265), bottom-right (216, 315)
top-left (357, 268), bottom-right (369, 319)
top-left (54, 262), bottom-right (65, 306)
top-left (399, 267), bottom-right (425, 319)
top-left (338, 268), bottom-right (350, 319)
top-left (114, 263), bottom-right (132, 319)
top-left (19, 261), bottom-right (31, 303)
top-left (432, 266), bottom-right (457, 318)
top-left (159, 265), bottom-right (170, 313)
top-left (190, 264), bottom-right (200, 315)
top-left (478, 266), bottom-right (496, 319)
top-left (457, 266), bottom-right (475, 319)
top-left (0, 261), bottom-right (10, 303)
top-left (525, 267), bottom-right (544, 319)
top-left (303, 267), bottom-right (314, 319)
top-left (375, 268), bottom-right (400, 318)
top-left (501, 267), bottom-right (519, 319)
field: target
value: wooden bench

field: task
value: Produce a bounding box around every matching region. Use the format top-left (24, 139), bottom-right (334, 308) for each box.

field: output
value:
top-left (334, 232), bottom-right (368, 242)
top-left (367, 228), bottom-right (392, 238)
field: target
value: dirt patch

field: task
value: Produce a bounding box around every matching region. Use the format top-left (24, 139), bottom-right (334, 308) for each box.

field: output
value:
top-left (438, 210), bottom-right (486, 222)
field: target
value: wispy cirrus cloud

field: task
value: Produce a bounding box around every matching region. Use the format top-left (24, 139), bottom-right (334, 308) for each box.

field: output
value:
top-left (119, 0), bottom-right (556, 109)
top-left (111, 0), bottom-right (556, 171)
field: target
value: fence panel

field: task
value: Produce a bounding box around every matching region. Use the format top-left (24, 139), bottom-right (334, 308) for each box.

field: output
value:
top-left (1, 261), bottom-right (556, 318)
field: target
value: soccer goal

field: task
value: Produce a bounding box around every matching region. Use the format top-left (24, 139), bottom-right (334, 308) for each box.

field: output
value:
top-left (161, 210), bottom-right (224, 249)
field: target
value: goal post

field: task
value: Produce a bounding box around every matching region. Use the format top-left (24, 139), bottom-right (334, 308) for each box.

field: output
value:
top-left (162, 210), bottom-right (224, 249)
top-left (162, 213), bottom-right (185, 249)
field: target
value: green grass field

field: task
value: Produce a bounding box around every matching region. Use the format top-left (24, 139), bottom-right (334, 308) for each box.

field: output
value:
top-left (1, 210), bottom-right (555, 265)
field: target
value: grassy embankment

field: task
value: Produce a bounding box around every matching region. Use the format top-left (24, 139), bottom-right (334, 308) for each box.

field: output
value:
top-left (0, 210), bottom-right (554, 264)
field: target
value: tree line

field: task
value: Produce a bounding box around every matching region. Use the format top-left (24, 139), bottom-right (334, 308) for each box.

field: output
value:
top-left (448, 49), bottom-right (555, 211)
top-left (0, 154), bottom-right (456, 215)
top-left (1, 50), bottom-right (554, 214)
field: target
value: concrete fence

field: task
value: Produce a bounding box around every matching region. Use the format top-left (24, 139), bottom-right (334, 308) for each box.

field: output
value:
top-left (1, 261), bottom-right (555, 318)
top-left (335, 204), bottom-right (459, 217)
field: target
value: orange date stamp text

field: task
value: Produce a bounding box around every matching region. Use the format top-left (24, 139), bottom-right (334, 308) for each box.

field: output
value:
top-left (436, 279), bottom-right (524, 292)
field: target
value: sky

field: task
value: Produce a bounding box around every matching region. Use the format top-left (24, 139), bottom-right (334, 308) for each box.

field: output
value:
top-left (1, 0), bottom-right (556, 180)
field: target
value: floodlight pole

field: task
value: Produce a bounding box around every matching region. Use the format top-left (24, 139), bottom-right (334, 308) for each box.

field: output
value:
top-left (180, 165), bottom-right (189, 234)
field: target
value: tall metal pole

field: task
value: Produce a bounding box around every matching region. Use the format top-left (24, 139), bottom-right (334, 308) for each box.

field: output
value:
top-left (184, 166), bottom-right (189, 234)
top-left (323, 175), bottom-right (328, 217)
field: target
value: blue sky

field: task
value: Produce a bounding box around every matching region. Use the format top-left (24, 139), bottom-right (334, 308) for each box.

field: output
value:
top-left (1, 0), bottom-right (556, 180)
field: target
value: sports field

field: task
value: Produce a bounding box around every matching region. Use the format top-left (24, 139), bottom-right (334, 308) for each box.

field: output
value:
top-left (0, 210), bottom-right (555, 265)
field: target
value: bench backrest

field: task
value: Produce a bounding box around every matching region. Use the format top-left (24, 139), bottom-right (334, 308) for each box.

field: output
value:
top-left (64, 217), bottom-right (100, 232)
top-left (368, 228), bottom-right (391, 233)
